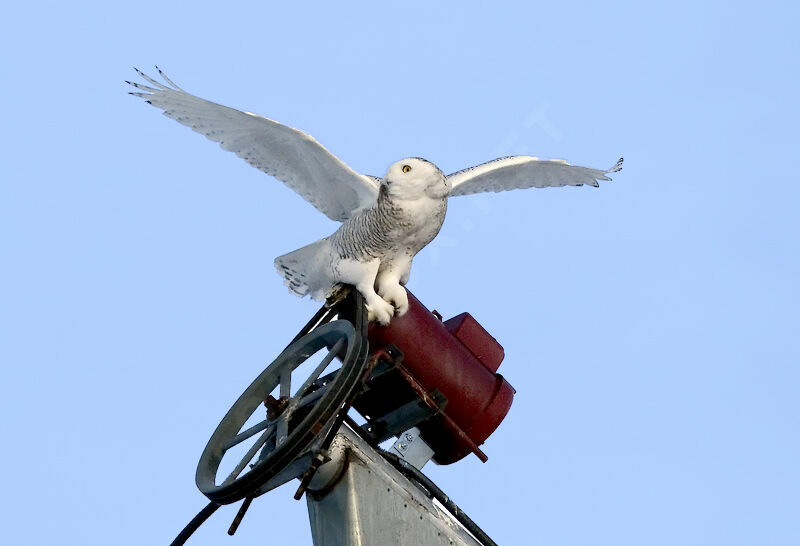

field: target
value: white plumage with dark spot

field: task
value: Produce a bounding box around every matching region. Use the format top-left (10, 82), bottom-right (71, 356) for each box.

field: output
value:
top-left (129, 68), bottom-right (622, 324)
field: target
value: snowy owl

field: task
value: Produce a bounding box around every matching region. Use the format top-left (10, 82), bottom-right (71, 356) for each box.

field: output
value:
top-left (129, 68), bottom-right (622, 325)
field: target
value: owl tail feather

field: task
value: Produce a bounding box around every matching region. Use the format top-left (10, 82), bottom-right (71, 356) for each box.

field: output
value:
top-left (274, 238), bottom-right (334, 301)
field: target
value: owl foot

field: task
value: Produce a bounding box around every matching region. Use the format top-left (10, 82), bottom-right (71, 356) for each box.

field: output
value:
top-left (365, 294), bottom-right (395, 326)
top-left (378, 284), bottom-right (409, 317)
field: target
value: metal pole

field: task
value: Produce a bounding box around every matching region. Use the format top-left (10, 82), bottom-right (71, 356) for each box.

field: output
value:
top-left (306, 426), bottom-right (486, 546)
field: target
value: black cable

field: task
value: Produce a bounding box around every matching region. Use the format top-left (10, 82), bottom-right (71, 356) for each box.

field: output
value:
top-left (170, 502), bottom-right (221, 546)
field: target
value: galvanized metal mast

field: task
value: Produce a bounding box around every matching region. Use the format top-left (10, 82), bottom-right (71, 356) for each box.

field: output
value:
top-left (306, 425), bottom-right (487, 546)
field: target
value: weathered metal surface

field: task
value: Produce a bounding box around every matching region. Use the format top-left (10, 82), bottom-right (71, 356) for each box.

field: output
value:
top-left (195, 290), bottom-right (370, 505)
top-left (307, 426), bottom-right (483, 546)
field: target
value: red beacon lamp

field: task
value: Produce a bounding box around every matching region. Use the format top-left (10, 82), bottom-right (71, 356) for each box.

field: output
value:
top-left (363, 289), bottom-right (516, 464)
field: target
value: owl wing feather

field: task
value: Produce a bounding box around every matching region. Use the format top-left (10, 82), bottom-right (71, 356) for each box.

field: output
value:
top-left (128, 67), bottom-right (378, 222)
top-left (447, 156), bottom-right (623, 196)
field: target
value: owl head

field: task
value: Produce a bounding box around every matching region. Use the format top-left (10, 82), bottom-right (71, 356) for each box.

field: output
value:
top-left (382, 158), bottom-right (449, 200)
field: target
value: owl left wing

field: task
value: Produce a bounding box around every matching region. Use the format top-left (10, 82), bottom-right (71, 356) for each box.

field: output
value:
top-left (447, 156), bottom-right (623, 196)
top-left (128, 67), bottom-right (379, 222)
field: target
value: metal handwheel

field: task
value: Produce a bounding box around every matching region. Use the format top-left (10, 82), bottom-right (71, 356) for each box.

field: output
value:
top-left (195, 290), bottom-right (368, 505)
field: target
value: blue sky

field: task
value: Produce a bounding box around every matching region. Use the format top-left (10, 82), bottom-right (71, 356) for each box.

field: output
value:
top-left (2, 1), bottom-right (798, 544)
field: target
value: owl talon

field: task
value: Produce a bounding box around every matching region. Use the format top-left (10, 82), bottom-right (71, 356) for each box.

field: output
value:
top-left (366, 296), bottom-right (395, 326)
top-left (378, 285), bottom-right (409, 317)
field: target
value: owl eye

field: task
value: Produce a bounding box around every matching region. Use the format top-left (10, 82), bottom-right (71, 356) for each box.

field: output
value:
top-left (402, 165), bottom-right (412, 173)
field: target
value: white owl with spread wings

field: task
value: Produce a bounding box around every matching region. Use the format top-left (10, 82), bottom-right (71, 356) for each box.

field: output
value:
top-left (129, 68), bottom-right (622, 324)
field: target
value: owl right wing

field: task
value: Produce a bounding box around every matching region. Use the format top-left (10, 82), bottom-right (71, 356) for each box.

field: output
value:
top-left (447, 156), bottom-right (623, 196)
top-left (128, 68), bottom-right (379, 222)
